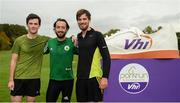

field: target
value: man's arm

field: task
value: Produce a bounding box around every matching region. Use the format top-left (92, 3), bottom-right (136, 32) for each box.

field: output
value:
top-left (97, 32), bottom-right (111, 89)
top-left (8, 53), bottom-right (18, 90)
top-left (73, 46), bottom-right (79, 55)
top-left (97, 32), bottom-right (111, 78)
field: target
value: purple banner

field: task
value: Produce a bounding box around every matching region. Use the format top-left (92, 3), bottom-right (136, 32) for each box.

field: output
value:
top-left (104, 59), bottom-right (180, 102)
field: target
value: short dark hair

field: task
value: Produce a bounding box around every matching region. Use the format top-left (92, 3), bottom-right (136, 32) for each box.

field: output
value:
top-left (76, 9), bottom-right (91, 21)
top-left (26, 13), bottom-right (41, 25)
top-left (53, 18), bottom-right (70, 30)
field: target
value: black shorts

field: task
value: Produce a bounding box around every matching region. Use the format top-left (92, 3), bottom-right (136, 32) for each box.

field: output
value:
top-left (76, 77), bottom-right (103, 102)
top-left (10, 79), bottom-right (40, 97)
top-left (46, 79), bottom-right (74, 102)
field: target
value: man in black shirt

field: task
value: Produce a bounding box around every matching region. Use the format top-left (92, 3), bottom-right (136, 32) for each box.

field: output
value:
top-left (75, 9), bottom-right (111, 102)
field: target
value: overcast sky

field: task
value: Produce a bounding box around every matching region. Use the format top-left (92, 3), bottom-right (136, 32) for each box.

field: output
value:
top-left (1, 0), bottom-right (180, 37)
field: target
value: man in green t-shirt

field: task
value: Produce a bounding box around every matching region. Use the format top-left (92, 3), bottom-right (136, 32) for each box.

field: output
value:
top-left (7, 13), bottom-right (49, 102)
top-left (45, 18), bottom-right (77, 102)
top-left (46, 18), bottom-right (77, 102)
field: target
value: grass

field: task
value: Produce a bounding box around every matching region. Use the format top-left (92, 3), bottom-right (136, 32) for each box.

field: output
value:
top-left (0, 50), bottom-right (78, 102)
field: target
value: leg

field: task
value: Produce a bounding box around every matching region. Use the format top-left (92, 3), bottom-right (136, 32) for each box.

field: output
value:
top-left (76, 79), bottom-right (88, 102)
top-left (46, 79), bottom-right (60, 102)
top-left (11, 96), bottom-right (22, 102)
top-left (10, 79), bottom-right (24, 102)
top-left (25, 79), bottom-right (40, 102)
top-left (26, 96), bottom-right (35, 102)
top-left (87, 77), bottom-right (103, 102)
top-left (61, 80), bottom-right (74, 102)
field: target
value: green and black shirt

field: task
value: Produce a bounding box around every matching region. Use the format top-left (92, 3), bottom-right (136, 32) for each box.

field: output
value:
top-left (46, 38), bottom-right (77, 81)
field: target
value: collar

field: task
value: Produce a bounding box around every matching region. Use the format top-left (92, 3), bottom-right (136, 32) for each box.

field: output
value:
top-left (78, 28), bottom-right (95, 38)
top-left (56, 37), bottom-right (67, 45)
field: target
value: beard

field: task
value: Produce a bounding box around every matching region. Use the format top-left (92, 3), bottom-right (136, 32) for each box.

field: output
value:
top-left (55, 31), bottom-right (66, 39)
top-left (79, 24), bottom-right (89, 31)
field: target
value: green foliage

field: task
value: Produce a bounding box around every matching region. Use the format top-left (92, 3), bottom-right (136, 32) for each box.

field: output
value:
top-left (176, 32), bottom-right (180, 50)
top-left (143, 26), bottom-right (153, 34)
top-left (157, 26), bottom-right (162, 31)
top-left (0, 24), bottom-right (27, 50)
top-left (0, 32), bottom-right (12, 50)
top-left (143, 25), bottom-right (162, 34)
top-left (103, 29), bottom-right (120, 37)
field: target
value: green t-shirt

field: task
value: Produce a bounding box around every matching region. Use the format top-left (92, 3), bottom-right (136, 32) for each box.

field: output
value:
top-left (47, 38), bottom-right (77, 81)
top-left (12, 35), bottom-right (49, 79)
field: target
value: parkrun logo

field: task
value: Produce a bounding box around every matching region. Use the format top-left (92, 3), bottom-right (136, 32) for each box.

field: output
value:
top-left (119, 63), bottom-right (149, 94)
top-left (124, 35), bottom-right (152, 49)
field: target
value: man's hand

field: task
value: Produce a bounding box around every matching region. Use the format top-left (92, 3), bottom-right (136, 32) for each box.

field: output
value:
top-left (8, 80), bottom-right (14, 91)
top-left (71, 35), bottom-right (78, 47)
top-left (99, 77), bottom-right (108, 89)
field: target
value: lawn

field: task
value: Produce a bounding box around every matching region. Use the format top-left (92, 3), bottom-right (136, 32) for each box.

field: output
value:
top-left (0, 50), bottom-right (78, 102)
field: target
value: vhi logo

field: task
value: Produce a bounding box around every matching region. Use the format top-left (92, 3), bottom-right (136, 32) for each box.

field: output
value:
top-left (119, 63), bottom-right (149, 94)
top-left (128, 82), bottom-right (140, 90)
top-left (124, 35), bottom-right (152, 49)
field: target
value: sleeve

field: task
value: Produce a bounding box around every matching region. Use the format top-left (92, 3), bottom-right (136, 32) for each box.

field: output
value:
top-left (11, 39), bottom-right (20, 54)
top-left (69, 37), bottom-right (78, 55)
top-left (97, 32), bottom-right (111, 78)
top-left (73, 46), bottom-right (78, 55)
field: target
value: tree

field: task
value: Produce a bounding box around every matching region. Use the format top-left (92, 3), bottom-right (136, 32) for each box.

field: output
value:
top-left (143, 26), bottom-right (153, 34)
top-left (143, 25), bottom-right (163, 34)
top-left (103, 29), bottom-right (120, 37)
top-left (176, 32), bottom-right (180, 50)
top-left (0, 24), bottom-right (28, 50)
top-left (0, 32), bottom-right (12, 50)
top-left (157, 26), bottom-right (162, 31)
